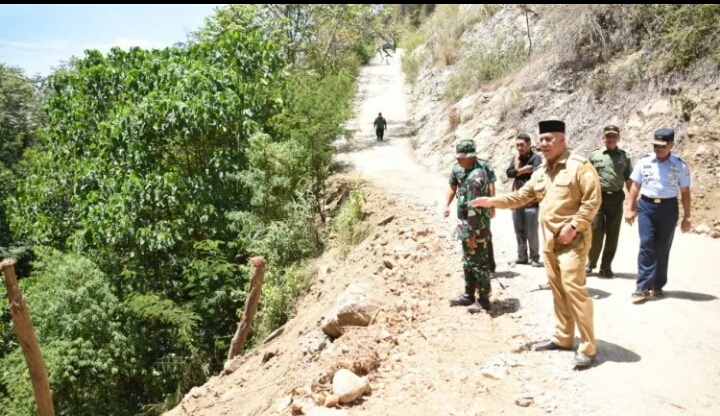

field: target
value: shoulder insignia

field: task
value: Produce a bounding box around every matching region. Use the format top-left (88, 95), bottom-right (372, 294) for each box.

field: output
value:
top-left (569, 153), bottom-right (589, 164)
top-left (672, 153), bottom-right (686, 164)
top-left (583, 169), bottom-right (596, 182)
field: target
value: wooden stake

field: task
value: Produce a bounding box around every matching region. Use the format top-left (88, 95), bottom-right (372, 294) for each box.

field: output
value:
top-left (1, 259), bottom-right (55, 416)
top-left (226, 256), bottom-right (266, 361)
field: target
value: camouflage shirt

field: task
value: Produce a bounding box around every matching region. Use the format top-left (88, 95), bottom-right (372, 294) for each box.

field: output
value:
top-left (452, 165), bottom-right (492, 242)
top-left (449, 160), bottom-right (496, 216)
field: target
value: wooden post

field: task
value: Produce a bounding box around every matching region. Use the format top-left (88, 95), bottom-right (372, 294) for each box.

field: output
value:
top-left (1, 259), bottom-right (55, 416)
top-left (226, 256), bottom-right (266, 361)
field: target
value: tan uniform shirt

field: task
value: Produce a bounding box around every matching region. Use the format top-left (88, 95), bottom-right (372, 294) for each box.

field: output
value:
top-left (490, 149), bottom-right (602, 252)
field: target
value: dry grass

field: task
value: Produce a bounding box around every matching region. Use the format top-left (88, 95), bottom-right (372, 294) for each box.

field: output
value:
top-left (541, 4), bottom-right (720, 72)
top-left (447, 107), bottom-right (461, 132)
top-left (400, 4), bottom-right (500, 83)
top-left (443, 35), bottom-right (531, 103)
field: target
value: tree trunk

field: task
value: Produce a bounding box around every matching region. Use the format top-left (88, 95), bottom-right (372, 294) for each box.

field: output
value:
top-left (1, 259), bottom-right (55, 416)
top-left (522, 4), bottom-right (533, 55)
top-left (226, 256), bottom-right (266, 361)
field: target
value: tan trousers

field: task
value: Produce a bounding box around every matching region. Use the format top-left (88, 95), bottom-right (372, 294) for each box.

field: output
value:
top-left (543, 238), bottom-right (596, 356)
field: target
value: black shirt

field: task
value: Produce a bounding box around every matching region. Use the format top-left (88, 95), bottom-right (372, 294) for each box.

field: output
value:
top-left (506, 151), bottom-right (542, 208)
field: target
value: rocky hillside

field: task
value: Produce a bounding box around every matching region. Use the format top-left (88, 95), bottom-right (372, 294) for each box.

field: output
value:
top-left (401, 4), bottom-right (720, 231)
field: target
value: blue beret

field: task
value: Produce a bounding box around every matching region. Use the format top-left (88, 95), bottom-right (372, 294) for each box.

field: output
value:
top-left (652, 128), bottom-right (675, 145)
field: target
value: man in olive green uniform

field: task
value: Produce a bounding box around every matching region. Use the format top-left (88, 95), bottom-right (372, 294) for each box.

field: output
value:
top-left (444, 140), bottom-right (495, 313)
top-left (470, 119), bottom-right (602, 368)
top-left (586, 125), bottom-right (633, 277)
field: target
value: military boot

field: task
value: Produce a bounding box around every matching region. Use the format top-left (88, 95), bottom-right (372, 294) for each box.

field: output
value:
top-left (468, 280), bottom-right (492, 313)
top-left (450, 281), bottom-right (476, 306)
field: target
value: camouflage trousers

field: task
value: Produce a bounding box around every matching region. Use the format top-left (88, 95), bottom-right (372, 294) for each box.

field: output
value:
top-left (461, 238), bottom-right (492, 297)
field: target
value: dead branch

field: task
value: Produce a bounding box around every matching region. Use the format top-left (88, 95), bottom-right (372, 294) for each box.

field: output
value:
top-left (227, 256), bottom-right (266, 361)
top-left (1, 259), bottom-right (55, 416)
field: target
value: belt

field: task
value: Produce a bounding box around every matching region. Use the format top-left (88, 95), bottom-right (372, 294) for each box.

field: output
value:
top-left (640, 195), bottom-right (677, 204)
top-left (602, 189), bottom-right (623, 195)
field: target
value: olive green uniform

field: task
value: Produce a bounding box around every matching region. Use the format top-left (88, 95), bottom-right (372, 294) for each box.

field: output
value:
top-left (587, 146), bottom-right (632, 274)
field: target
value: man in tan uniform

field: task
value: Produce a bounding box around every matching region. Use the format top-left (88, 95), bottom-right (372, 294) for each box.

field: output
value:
top-left (469, 119), bottom-right (602, 368)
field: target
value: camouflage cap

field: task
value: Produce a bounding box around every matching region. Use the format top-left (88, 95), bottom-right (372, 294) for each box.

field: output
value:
top-left (455, 139), bottom-right (477, 158)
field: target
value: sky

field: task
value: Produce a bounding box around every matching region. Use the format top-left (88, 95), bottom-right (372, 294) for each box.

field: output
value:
top-left (0, 4), bottom-right (226, 77)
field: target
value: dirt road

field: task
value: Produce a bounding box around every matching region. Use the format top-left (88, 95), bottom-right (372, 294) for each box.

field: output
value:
top-left (334, 49), bottom-right (720, 416)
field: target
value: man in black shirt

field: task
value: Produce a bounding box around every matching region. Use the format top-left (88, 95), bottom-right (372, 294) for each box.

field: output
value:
top-left (374, 112), bottom-right (387, 141)
top-left (505, 133), bottom-right (543, 267)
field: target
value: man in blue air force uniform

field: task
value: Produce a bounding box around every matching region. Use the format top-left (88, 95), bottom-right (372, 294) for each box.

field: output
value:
top-left (624, 128), bottom-right (693, 303)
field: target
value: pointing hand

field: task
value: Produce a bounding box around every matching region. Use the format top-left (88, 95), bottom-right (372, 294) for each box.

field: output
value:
top-left (469, 197), bottom-right (492, 208)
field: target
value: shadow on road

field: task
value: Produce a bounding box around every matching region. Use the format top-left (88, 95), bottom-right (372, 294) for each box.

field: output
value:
top-left (592, 339), bottom-right (642, 367)
top-left (587, 287), bottom-right (612, 300)
top-left (608, 272), bottom-right (637, 280)
top-left (659, 290), bottom-right (718, 302)
top-left (494, 270), bottom-right (521, 279)
top-left (330, 160), bottom-right (354, 174)
top-left (334, 127), bottom-right (416, 154)
top-left (488, 297), bottom-right (520, 318)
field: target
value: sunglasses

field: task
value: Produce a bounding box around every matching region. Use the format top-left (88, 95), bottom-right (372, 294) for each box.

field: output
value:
top-left (653, 144), bottom-right (668, 149)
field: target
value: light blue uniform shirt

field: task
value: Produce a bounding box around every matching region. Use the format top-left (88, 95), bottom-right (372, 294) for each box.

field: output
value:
top-left (629, 153), bottom-right (693, 199)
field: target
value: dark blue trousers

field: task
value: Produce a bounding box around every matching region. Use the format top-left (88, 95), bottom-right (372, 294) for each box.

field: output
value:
top-left (636, 196), bottom-right (678, 291)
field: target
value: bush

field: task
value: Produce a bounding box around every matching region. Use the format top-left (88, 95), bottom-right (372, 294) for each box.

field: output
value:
top-left (546, 4), bottom-right (720, 72)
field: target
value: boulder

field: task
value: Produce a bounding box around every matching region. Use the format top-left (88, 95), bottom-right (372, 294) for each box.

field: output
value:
top-left (321, 281), bottom-right (383, 338)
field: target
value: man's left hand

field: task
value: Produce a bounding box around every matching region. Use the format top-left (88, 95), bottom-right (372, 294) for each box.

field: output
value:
top-left (469, 197), bottom-right (492, 208)
top-left (489, 207), bottom-right (496, 219)
top-left (556, 223), bottom-right (577, 245)
top-left (681, 218), bottom-right (691, 233)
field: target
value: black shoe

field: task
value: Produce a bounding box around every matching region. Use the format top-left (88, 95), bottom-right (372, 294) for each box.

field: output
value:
top-left (598, 269), bottom-right (614, 278)
top-left (515, 259), bottom-right (529, 265)
top-left (530, 340), bottom-right (572, 352)
top-left (652, 288), bottom-right (665, 298)
top-left (530, 260), bottom-right (543, 268)
top-left (450, 293), bottom-right (475, 306)
top-left (573, 352), bottom-right (595, 368)
top-left (632, 289), bottom-right (650, 303)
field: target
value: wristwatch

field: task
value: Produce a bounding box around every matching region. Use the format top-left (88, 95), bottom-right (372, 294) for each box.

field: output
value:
top-left (683, 216), bottom-right (691, 221)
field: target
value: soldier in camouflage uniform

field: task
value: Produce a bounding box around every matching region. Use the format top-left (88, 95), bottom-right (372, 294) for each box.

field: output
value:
top-left (444, 140), bottom-right (493, 313)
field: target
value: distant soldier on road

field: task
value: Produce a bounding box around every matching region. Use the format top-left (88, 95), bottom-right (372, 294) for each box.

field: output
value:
top-left (586, 124), bottom-right (633, 277)
top-left (470, 119), bottom-right (602, 368)
top-left (625, 128), bottom-right (693, 303)
top-left (445, 140), bottom-right (494, 313)
top-left (374, 112), bottom-right (387, 141)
